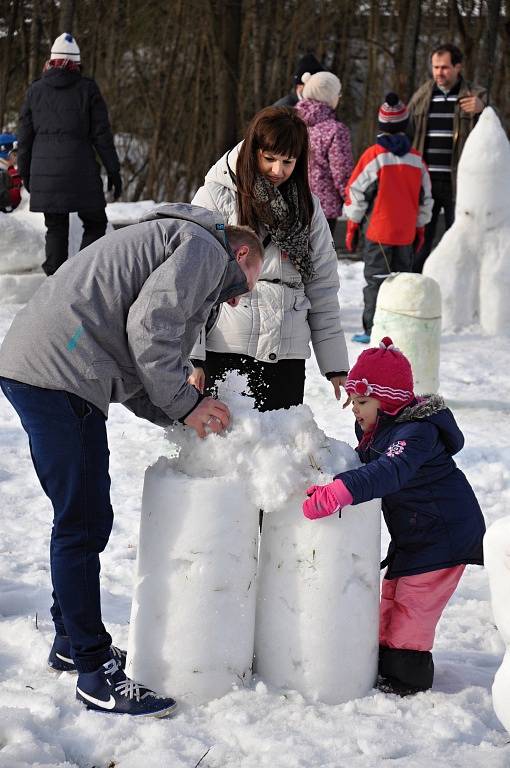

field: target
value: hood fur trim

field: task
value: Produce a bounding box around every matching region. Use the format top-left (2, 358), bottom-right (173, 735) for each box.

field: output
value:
top-left (395, 394), bottom-right (447, 423)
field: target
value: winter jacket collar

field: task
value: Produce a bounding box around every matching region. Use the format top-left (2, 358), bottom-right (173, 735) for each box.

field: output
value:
top-left (203, 143), bottom-right (241, 193)
top-left (42, 67), bottom-right (81, 88)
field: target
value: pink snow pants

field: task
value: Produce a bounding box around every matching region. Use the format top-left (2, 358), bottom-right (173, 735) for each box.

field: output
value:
top-left (379, 565), bottom-right (466, 651)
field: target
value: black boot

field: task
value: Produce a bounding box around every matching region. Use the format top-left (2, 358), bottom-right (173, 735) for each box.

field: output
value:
top-left (378, 645), bottom-right (434, 695)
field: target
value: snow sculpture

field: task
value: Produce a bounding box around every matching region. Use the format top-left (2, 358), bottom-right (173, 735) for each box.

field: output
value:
top-left (484, 517), bottom-right (510, 733)
top-left (0, 206), bottom-right (45, 303)
top-left (127, 376), bottom-right (381, 705)
top-left (371, 273), bottom-right (441, 393)
top-left (423, 108), bottom-right (510, 335)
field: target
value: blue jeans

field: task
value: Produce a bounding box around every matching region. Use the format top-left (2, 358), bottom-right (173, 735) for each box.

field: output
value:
top-left (0, 378), bottom-right (114, 672)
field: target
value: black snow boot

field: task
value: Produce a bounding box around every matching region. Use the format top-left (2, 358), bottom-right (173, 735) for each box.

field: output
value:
top-left (378, 645), bottom-right (434, 695)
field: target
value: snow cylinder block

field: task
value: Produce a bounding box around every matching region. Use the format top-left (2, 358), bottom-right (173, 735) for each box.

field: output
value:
top-left (255, 494), bottom-right (381, 704)
top-left (371, 272), bottom-right (441, 394)
top-left (127, 374), bottom-right (381, 705)
top-left (126, 464), bottom-right (259, 706)
top-left (484, 517), bottom-right (510, 733)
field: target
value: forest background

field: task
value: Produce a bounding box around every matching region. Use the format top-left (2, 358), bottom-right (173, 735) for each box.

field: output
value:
top-left (0, 0), bottom-right (508, 203)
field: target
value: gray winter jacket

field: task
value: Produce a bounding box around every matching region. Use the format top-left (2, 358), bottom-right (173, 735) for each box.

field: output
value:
top-left (191, 143), bottom-right (349, 375)
top-left (0, 203), bottom-right (248, 425)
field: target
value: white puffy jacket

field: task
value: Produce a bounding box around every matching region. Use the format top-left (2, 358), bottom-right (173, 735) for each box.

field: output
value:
top-left (191, 144), bottom-right (349, 376)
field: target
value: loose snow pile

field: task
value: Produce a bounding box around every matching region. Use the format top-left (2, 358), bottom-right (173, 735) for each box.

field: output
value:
top-left (424, 108), bottom-right (510, 334)
top-left (127, 376), bottom-right (381, 706)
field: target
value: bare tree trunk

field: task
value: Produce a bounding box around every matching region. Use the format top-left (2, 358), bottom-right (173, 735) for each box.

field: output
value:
top-left (60, 0), bottom-right (77, 34)
top-left (394, 0), bottom-right (422, 99)
top-left (0, 0), bottom-right (20, 128)
top-left (210, 0), bottom-right (242, 156)
top-left (28, 0), bottom-right (43, 83)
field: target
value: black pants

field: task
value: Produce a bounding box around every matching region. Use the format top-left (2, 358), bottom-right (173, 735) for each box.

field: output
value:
top-left (362, 239), bottom-right (413, 334)
top-left (412, 177), bottom-right (455, 273)
top-left (204, 352), bottom-right (306, 412)
top-left (43, 209), bottom-right (108, 276)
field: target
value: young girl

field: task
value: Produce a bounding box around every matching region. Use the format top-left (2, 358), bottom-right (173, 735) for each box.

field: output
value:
top-left (303, 337), bottom-right (485, 695)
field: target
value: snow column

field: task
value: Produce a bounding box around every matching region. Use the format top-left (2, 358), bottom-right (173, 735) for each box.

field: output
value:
top-left (127, 378), bottom-right (381, 705)
top-left (255, 492), bottom-right (381, 704)
top-left (484, 517), bottom-right (510, 732)
top-left (126, 460), bottom-right (259, 705)
top-left (371, 272), bottom-right (441, 394)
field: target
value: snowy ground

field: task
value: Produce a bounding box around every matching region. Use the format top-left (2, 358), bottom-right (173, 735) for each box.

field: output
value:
top-left (0, 257), bottom-right (510, 767)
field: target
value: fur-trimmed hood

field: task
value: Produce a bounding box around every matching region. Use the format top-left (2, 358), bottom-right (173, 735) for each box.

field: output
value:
top-left (396, 394), bottom-right (464, 456)
top-left (396, 394), bottom-right (446, 422)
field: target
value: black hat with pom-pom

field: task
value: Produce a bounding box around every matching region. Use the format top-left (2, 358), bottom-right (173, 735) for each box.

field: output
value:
top-left (378, 92), bottom-right (409, 133)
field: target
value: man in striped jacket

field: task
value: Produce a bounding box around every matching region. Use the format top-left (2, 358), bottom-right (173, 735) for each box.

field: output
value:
top-left (344, 94), bottom-right (432, 344)
top-left (407, 43), bottom-right (486, 273)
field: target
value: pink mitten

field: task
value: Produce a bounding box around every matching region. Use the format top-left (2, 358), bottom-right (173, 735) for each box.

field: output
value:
top-left (303, 479), bottom-right (353, 520)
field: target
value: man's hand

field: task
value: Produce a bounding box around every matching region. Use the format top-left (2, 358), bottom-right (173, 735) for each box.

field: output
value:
top-left (184, 396), bottom-right (230, 439)
top-left (329, 374), bottom-right (347, 401)
top-left (458, 93), bottom-right (484, 115)
top-left (345, 220), bottom-right (360, 253)
top-left (188, 366), bottom-right (205, 393)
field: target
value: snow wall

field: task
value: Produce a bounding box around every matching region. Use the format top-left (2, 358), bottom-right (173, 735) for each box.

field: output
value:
top-left (126, 376), bottom-right (381, 705)
top-left (371, 272), bottom-right (441, 394)
top-left (424, 108), bottom-right (510, 335)
top-left (484, 517), bottom-right (510, 732)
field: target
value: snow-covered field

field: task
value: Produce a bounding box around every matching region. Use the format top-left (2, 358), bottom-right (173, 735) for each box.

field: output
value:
top-left (1, 253), bottom-right (510, 767)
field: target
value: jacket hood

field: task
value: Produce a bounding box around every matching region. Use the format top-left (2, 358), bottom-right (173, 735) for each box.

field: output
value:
top-left (376, 133), bottom-right (411, 157)
top-left (202, 143), bottom-right (241, 193)
top-left (139, 202), bottom-right (248, 302)
top-left (296, 99), bottom-right (336, 127)
top-left (42, 67), bottom-right (81, 89)
top-left (396, 394), bottom-right (464, 455)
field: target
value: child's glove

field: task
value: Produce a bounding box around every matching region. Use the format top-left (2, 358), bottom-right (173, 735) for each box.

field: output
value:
top-left (413, 226), bottom-right (425, 254)
top-left (345, 220), bottom-right (360, 253)
top-left (303, 479), bottom-right (353, 520)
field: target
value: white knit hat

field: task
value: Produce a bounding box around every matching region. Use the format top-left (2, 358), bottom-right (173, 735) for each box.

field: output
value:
top-left (50, 33), bottom-right (80, 62)
top-left (302, 71), bottom-right (341, 108)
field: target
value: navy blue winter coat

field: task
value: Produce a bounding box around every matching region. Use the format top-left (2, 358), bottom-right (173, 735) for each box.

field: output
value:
top-left (336, 396), bottom-right (485, 579)
top-left (17, 67), bottom-right (120, 213)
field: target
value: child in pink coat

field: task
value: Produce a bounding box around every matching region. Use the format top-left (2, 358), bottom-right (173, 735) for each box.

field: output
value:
top-left (296, 71), bottom-right (353, 236)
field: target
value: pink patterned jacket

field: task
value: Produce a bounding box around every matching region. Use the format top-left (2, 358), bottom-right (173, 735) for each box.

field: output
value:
top-left (296, 99), bottom-right (353, 218)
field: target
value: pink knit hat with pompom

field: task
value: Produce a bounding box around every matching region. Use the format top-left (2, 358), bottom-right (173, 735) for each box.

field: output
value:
top-left (345, 337), bottom-right (415, 414)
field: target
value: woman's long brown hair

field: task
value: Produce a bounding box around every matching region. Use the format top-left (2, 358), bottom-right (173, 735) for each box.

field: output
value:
top-left (235, 106), bottom-right (313, 231)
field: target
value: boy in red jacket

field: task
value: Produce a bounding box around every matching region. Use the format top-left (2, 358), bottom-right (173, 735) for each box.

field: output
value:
top-left (344, 95), bottom-right (432, 344)
top-left (0, 133), bottom-right (22, 213)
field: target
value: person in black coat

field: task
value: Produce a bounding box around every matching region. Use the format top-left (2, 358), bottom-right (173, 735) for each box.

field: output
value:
top-left (303, 337), bottom-right (485, 696)
top-left (17, 33), bottom-right (122, 276)
top-left (273, 52), bottom-right (325, 108)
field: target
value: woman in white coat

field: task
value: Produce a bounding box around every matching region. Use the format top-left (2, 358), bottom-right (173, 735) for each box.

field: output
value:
top-left (190, 106), bottom-right (349, 411)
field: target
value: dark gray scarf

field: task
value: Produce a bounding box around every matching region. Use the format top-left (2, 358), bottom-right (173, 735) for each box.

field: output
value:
top-left (252, 174), bottom-right (315, 282)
